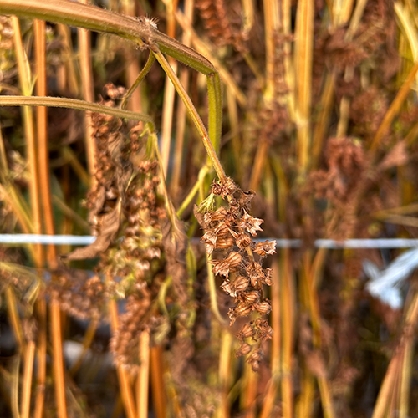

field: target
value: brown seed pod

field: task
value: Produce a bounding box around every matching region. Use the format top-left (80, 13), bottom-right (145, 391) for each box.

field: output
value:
top-left (235, 234), bottom-right (252, 248)
top-left (206, 206), bottom-right (228, 223)
top-left (235, 303), bottom-right (253, 318)
top-left (221, 280), bottom-right (235, 296)
top-left (233, 275), bottom-right (249, 292)
top-left (250, 276), bottom-right (259, 288)
top-left (239, 323), bottom-right (254, 339)
top-left (215, 235), bottom-right (234, 249)
top-left (242, 290), bottom-right (260, 304)
top-left (215, 223), bottom-right (232, 238)
top-left (255, 301), bottom-right (272, 315)
top-left (226, 251), bottom-right (242, 268)
top-left (252, 240), bottom-right (276, 256)
top-left (249, 349), bottom-right (263, 362)
top-left (237, 343), bottom-right (252, 356)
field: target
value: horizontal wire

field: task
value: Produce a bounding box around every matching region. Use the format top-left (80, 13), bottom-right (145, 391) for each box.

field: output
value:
top-left (1, 234), bottom-right (418, 248)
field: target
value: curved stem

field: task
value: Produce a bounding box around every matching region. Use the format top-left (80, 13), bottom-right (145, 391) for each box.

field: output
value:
top-left (153, 49), bottom-right (226, 182)
top-left (0, 95), bottom-right (154, 125)
top-left (120, 52), bottom-right (156, 110)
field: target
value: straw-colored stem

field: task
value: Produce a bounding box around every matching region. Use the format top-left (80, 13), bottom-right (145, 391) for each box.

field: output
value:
top-left (399, 335), bottom-right (413, 418)
top-left (21, 340), bottom-right (35, 418)
top-left (206, 254), bottom-right (227, 324)
top-left (78, 0), bottom-right (94, 177)
top-left (249, 138), bottom-right (269, 191)
top-left (35, 21), bottom-right (66, 416)
top-left (371, 62), bottom-right (418, 153)
top-left (225, 87), bottom-right (242, 181)
top-left (10, 355), bottom-right (20, 418)
top-left (263, 0), bottom-right (279, 98)
top-left (50, 300), bottom-right (68, 418)
top-left (160, 0), bottom-right (177, 178)
top-left (217, 329), bottom-right (232, 418)
top-left (69, 317), bottom-right (98, 376)
top-left (34, 19), bottom-right (57, 267)
top-left (160, 59), bottom-right (177, 176)
top-left (312, 73), bottom-right (335, 166)
top-left (109, 298), bottom-right (137, 418)
top-left (33, 299), bottom-right (47, 418)
top-left (136, 331), bottom-right (151, 418)
top-left (57, 24), bottom-right (79, 94)
top-left (296, 373), bottom-right (315, 418)
top-left (399, 295), bottom-right (418, 418)
top-left (6, 287), bottom-right (24, 348)
top-left (294, 0), bottom-right (314, 173)
top-left (12, 17), bottom-right (41, 262)
top-left (281, 251), bottom-right (294, 418)
top-left (242, 362), bottom-right (257, 418)
top-left (150, 346), bottom-right (167, 418)
top-left (371, 348), bottom-right (402, 418)
top-left (171, 0), bottom-right (194, 196)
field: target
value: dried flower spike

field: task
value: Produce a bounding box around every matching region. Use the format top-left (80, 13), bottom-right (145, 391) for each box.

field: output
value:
top-left (196, 177), bottom-right (276, 371)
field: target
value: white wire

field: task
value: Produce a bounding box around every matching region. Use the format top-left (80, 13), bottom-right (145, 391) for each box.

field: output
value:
top-left (1, 234), bottom-right (418, 248)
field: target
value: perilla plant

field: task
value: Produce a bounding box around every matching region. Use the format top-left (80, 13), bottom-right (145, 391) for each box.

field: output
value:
top-left (195, 177), bottom-right (275, 371)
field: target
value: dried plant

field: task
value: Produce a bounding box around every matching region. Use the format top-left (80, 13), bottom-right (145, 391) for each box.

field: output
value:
top-left (196, 0), bottom-right (247, 53)
top-left (195, 177), bottom-right (275, 371)
top-left (1, 0), bottom-right (418, 417)
top-left (55, 85), bottom-right (178, 367)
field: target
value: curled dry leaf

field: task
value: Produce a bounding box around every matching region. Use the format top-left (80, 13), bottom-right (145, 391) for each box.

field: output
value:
top-left (64, 202), bottom-right (121, 260)
top-left (378, 140), bottom-right (407, 171)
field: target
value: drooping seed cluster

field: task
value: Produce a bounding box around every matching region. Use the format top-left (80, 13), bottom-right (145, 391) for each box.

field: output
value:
top-left (0, 15), bottom-right (14, 85)
top-left (196, 177), bottom-right (275, 371)
top-left (59, 84), bottom-right (171, 367)
top-left (44, 269), bottom-right (107, 321)
top-left (196, 0), bottom-right (247, 53)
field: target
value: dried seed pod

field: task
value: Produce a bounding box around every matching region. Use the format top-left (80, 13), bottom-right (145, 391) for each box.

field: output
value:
top-left (255, 301), bottom-right (272, 315)
top-left (239, 323), bottom-right (254, 339)
top-left (250, 276), bottom-right (259, 288)
top-left (235, 234), bottom-right (252, 248)
top-left (249, 349), bottom-right (263, 362)
top-left (242, 290), bottom-right (260, 304)
top-left (226, 252), bottom-right (242, 268)
top-left (235, 303), bottom-right (252, 318)
top-left (221, 280), bottom-right (235, 297)
top-left (206, 206), bottom-right (228, 222)
top-left (263, 268), bottom-right (273, 286)
top-left (233, 275), bottom-right (249, 292)
top-left (252, 240), bottom-right (277, 256)
top-left (215, 223), bottom-right (232, 238)
top-left (215, 235), bottom-right (234, 249)
top-left (237, 343), bottom-right (252, 356)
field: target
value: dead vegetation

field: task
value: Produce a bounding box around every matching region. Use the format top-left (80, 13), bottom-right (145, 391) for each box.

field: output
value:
top-left (1, 0), bottom-right (418, 417)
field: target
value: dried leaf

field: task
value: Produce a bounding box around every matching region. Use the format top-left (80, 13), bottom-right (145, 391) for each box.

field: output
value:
top-left (63, 204), bottom-right (121, 260)
top-left (378, 140), bottom-right (408, 170)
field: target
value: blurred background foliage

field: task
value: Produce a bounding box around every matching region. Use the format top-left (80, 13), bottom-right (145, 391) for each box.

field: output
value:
top-left (1, 0), bottom-right (418, 417)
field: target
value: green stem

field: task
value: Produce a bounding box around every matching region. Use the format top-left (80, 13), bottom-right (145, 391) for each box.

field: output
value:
top-left (176, 165), bottom-right (210, 217)
top-left (120, 52), bottom-right (156, 110)
top-left (153, 49), bottom-right (226, 182)
top-left (0, 0), bottom-right (225, 181)
top-left (0, 95), bottom-right (154, 125)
